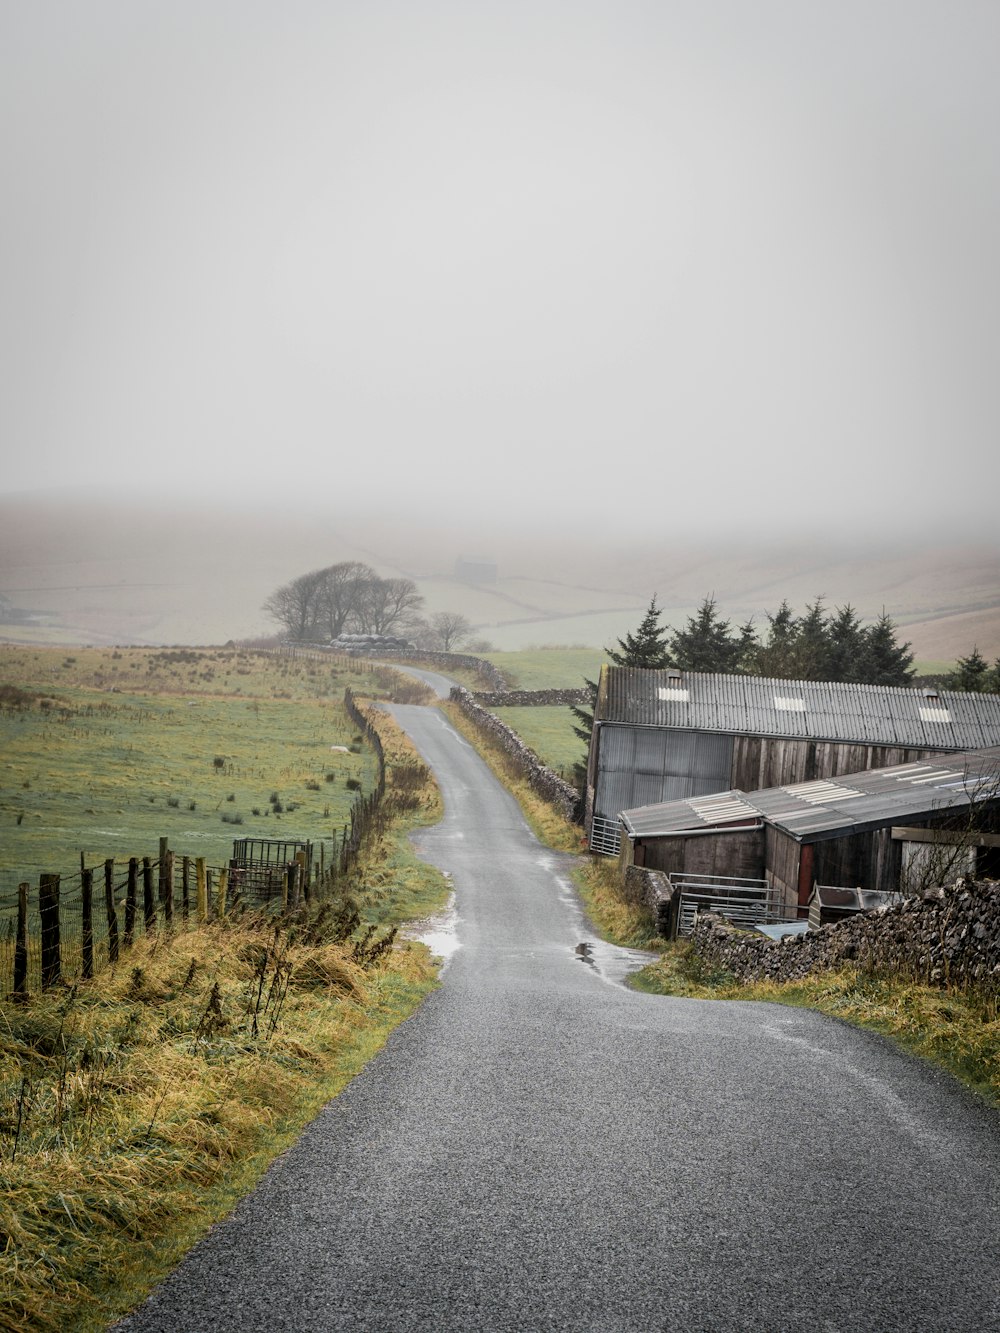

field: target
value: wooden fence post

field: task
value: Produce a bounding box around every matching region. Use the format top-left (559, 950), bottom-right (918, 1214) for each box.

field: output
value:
top-left (182, 856), bottom-right (191, 921)
top-left (39, 873), bottom-right (60, 989)
top-left (14, 882), bottom-right (28, 997)
top-left (296, 851), bottom-right (309, 904)
top-left (104, 859), bottom-right (119, 963)
top-left (285, 863), bottom-right (297, 912)
top-left (216, 868), bottom-right (228, 920)
top-left (158, 837), bottom-right (171, 926)
top-left (81, 867), bottom-right (94, 980)
top-left (125, 858), bottom-right (138, 947)
top-left (163, 849), bottom-right (174, 926)
top-left (196, 858), bottom-right (207, 922)
top-left (142, 857), bottom-right (156, 932)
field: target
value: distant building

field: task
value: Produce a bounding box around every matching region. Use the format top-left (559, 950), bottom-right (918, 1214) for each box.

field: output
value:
top-left (455, 556), bottom-right (497, 584)
top-left (586, 666), bottom-right (1000, 854)
top-left (617, 744), bottom-right (1000, 916)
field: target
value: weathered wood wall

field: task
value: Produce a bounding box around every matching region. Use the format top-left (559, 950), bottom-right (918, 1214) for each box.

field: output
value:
top-left (730, 736), bottom-right (941, 791)
top-left (635, 827), bottom-right (766, 880)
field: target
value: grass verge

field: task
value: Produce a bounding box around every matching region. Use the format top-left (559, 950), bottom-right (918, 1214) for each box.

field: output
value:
top-left (0, 692), bottom-right (449, 1331)
top-left (633, 941), bottom-right (1000, 1107)
top-left (573, 855), bottom-right (665, 952)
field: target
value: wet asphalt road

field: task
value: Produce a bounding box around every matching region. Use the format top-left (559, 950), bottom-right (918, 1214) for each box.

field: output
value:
top-left (118, 697), bottom-right (1000, 1332)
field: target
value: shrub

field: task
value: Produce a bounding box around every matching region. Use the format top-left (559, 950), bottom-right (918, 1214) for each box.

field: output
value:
top-left (213, 756), bottom-right (226, 769)
top-left (345, 778), bottom-right (361, 791)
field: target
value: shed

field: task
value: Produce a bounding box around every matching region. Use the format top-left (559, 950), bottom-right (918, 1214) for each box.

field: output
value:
top-left (586, 666), bottom-right (1000, 853)
top-left (618, 744), bottom-right (1000, 915)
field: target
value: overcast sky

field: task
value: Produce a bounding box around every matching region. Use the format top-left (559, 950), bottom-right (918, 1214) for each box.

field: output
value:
top-left (3, 1), bottom-right (999, 536)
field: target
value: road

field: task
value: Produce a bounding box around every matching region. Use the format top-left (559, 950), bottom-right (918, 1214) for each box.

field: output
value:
top-left (119, 695), bottom-right (1000, 1332)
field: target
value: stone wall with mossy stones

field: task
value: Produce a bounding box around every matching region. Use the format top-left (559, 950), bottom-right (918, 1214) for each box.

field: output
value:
top-left (449, 687), bottom-right (582, 823)
top-left (473, 688), bottom-right (591, 707)
top-left (689, 877), bottom-right (1000, 992)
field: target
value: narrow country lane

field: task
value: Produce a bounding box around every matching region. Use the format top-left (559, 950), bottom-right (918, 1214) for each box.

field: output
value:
top-left (118, 698), bottom-right (1000, 1332)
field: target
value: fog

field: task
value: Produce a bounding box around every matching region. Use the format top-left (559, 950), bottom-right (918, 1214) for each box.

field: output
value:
top-left (3, 1), bottom-right (999, 538)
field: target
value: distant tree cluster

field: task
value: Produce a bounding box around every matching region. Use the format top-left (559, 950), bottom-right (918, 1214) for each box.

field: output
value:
top-left (604, 595), bottom-right (917, 686)
top-left (263, 564), bottom-right (478, 652)
top-left (263, 562), bottom-right (424, 642)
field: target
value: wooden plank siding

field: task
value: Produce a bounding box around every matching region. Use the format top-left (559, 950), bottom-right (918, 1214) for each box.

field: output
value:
top-left (633, 827), bottom-right (766, 881)
top-left (731, 736), bottom-right (941, 793)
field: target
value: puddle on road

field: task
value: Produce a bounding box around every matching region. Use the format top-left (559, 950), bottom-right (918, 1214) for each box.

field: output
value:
top-left (402, 893), bottom-right (460, 968)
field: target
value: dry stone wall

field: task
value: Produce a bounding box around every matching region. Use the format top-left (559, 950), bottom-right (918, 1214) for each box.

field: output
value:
top-left (449, 687), bottom-right (582, 823)
top-left (689, 877), bottom-right (1000, 992)
top-left (473, 688), bottom-right (590, 707)
top-left (622, 865), bottom-right (675, 935)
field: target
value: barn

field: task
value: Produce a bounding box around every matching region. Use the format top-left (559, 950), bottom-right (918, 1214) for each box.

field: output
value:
top-left (585, 666), bottom-right (1000, 854)
top-left (617, 744), bottom-right (1000, 927)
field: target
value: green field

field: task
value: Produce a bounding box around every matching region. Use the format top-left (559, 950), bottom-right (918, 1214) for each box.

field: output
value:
top-left (0, 646), bottom-right (385, 889)
top-left (489, 704), bottom-right (587, 778)
top-left (484, 647), bottom-right (606, 690)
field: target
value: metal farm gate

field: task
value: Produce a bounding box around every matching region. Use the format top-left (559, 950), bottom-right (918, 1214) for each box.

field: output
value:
top-left (229, 837), bottom-right (312, 902)
top-left (669, 872), bottom-right (797, 937)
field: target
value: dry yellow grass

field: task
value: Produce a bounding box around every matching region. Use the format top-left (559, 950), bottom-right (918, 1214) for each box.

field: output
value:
top-left (0, 679), bottom-right (449, 1331)
top-left (0, 908), bottom-right (439, 1331)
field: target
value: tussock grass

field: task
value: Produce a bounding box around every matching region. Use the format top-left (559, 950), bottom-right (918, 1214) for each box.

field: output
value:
top-left (0, 910), bottom-right (438, 1330)
top-left (633, 943), bottom-right (1000, 1107)
top-left (442, 702), bottom-right (583, 854)
top-left (0, 680), bottom-right (450, 1330)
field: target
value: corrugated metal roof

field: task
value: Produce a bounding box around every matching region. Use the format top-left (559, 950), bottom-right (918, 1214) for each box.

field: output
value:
top-left (619, 744), bottom-right (1000, 843)
top-left (598, 668), bottom-right (1000, 750)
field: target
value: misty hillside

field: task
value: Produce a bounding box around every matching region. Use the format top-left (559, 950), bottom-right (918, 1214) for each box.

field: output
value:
top-left (0, 496), bottom-right (997, 665)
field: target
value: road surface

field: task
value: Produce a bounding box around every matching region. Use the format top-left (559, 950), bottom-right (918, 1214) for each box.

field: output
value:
top-left (119, 699), bottom-right (1000, 1331)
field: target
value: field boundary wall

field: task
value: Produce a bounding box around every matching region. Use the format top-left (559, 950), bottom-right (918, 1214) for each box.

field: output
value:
top-left (688, 877), bottom-right (1000, 992)
top-left (449, 687), bottom-right (582, 823)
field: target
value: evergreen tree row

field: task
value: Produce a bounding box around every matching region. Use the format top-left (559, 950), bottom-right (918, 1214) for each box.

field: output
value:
top-left (607, 595), bottom-right (917, 686)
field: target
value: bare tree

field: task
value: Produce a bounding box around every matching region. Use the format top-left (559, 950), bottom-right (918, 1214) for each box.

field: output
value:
top-left (430, 611), bottom-right (473, 652)
top-left (262, 568), bottom-right (325, 640)
top-left (313, 562), bottom-right (375, 639)
top-left (356, 577), bottom-right (424, 635)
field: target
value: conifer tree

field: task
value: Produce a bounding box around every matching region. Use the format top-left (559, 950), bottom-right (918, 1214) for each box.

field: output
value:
top-left (670, 596), bottom-right (743, 673)
top-left (793, 597), bottom-right (832, 680)
top-left (606, 596), bottom-right (674, 669)
top-left (954, 646), bottom-right (989, 692)
top-left (859, 610), bottom-right (915, 685)
top-left (754, 600), bottom-right (799, 678)
top-left (735, 619), bottom-right (759, 674)
top-left (826, 603), bottom-right (866, 682)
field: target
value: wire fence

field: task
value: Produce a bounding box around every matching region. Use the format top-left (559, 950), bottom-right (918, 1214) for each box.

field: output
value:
top-left (1, 689), bottom-right (391, 996)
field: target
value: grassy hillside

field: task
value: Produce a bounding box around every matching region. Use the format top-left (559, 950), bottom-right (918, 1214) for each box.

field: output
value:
top-left (0, 646), bottom-right (387, 890)
top-left (1, 496), bottom-right (998, 662)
